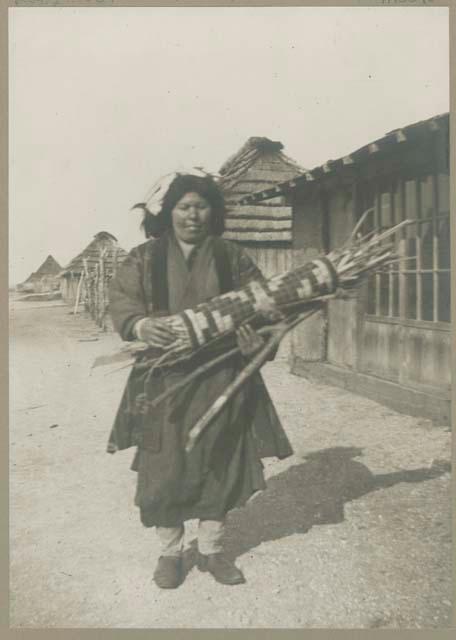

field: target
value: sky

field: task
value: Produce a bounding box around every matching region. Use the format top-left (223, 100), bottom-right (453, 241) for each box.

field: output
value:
top-left (9, 6), bottom-right (449, 285)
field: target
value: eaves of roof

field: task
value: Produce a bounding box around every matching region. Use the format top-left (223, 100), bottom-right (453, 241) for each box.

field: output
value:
top-left (238, 113), bottom-right (449, 205)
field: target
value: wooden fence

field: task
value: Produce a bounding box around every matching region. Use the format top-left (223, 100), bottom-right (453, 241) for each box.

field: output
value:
top-left (73, 247), bottom-right (119, 331)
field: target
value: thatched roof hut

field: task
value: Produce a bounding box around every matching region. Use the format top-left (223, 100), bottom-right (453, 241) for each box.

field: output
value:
top-left (26, 254), bottom-right (62, 280)
top-left (17, 255), bottom-right (62, 293)
top-left (61, 231), bottom-right (128, 277)
top-left (219, 136), bottom-right (305, 244)
top-left (60, 231), bottom-right (128, 305)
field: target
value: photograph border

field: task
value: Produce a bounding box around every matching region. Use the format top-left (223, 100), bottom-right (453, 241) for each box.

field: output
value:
top-left (1, 1), bottom-right (454, 638)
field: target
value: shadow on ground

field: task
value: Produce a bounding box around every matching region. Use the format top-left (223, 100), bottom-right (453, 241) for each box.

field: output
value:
top-left (182, 446), bottom-right (450, 574)
top-left (220, 446), bottom-right (451, 561)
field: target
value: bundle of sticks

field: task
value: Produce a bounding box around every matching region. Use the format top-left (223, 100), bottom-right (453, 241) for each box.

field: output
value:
top-left (95, 210), bottom-right (411, 452)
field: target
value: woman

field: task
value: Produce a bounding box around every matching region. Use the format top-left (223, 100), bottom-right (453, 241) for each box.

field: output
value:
top-left (108, 171), bottom-right (293, 589)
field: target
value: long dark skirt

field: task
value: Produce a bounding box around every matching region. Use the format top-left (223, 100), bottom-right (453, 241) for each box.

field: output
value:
top-left (131, 356), bottom-right (267, 528)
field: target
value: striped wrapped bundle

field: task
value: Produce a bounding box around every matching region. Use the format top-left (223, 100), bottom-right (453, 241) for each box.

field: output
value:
top-left (174, 257), bottom-right (337, 352)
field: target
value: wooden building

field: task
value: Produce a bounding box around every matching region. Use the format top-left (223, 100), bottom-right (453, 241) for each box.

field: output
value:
top-left (17, 255), bottom-right (62, 294)
top-left (60, 231), bottom-right (128, 306)
top-left (219, 136), bottom-right (304, 278)
top-left (239, 113), bottom-right (451, 423)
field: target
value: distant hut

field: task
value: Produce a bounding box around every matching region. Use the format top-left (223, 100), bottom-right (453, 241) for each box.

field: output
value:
top-left (60, 231), bottom-right (128, 306)
top-left (219, 136), bottom-right (305, 278)
top-left (17, 255), bottom-right (62, 294)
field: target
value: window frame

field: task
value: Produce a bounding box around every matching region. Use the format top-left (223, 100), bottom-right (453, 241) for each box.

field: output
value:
top-left (362, 172), bottom-right (450, 324)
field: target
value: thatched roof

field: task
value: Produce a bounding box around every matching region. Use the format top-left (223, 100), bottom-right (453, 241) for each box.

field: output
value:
top-left (219, 137), bottom-right (303, 190)
top-left (25, 255), bottom-right (62, 282)
top-left (218, 137), bottom-right (305, 244)
top-left (220, 137), bottom-right (281, 176)
top-left (61, 231), bottom-right (128, 275)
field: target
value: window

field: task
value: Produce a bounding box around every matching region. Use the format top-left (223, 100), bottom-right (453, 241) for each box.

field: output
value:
top-left (364, 174), bottom-right (450, 322)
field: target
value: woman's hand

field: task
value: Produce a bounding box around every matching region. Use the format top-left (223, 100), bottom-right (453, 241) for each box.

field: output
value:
top-left (236, 324), bottom-right (264, 357)
top-left (135, 318), bottom-right (176, 348)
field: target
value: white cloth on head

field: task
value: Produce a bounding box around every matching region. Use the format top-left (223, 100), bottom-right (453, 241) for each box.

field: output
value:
top-left (142, 167), bottom-right (218, 216)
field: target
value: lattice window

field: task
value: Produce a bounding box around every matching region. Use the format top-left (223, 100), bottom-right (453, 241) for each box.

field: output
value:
top-left (365, 174), bottom-right (450, 322)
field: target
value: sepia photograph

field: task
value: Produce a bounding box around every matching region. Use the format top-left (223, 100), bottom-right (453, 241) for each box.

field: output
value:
top-left (8, 3), bottom-right (452, 629)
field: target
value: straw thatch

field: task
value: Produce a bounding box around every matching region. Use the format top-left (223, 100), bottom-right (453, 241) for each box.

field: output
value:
top-left (17, 255), bottom-right (62, 293)
top-left (218, 137), bottom-right (305, 243)
top-left (25, 254), bottom-right (62, 281)
top-left (60, 232), bottom-right (129, 325)
top-left (61, 231), bottom-right (128, 276)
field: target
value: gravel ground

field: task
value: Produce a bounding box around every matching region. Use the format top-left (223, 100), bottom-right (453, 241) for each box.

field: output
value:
top-left (9, 301), bottom-right (452, 629)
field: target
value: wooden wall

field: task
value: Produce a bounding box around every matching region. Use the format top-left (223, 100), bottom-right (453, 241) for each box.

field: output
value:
top-left (356, 165), bottom-right (451, 390)
top-left (222, 152), bottom-right (297, 244)
top-left (288, 117), bottom-right (450, 419)
top-left (360, 318), bottom-right (451, 389)
top-left (35, 276), bottom-right (60, 294)
top-left (326, 188), bottom-right (359, 369)
top-left (290, 189), bottom-right (327, 362)
top-left (60, 275), bottom-right (79, 304)
top-left (244, 244), bottom-right (293, 279)
top-left (244, 244), bottom-right (293, 358)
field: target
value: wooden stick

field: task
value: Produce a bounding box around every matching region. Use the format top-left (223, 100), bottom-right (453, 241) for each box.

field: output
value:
top-left (362, 218), bottom-right (413, 249)
top-left (185, 309), bottom-right (318, 453)
top-left (94, 263), bottom-right (99, 321)
top-left (112, 246), bottom-right (118, 277)
top-left (99, 251), bottom-right (105, 328)
top-left (73, 272), bottom-right (84, 315)
top-left (148, 322), bottom-right (287, 409)
top-left (144, 301), bottom-right (327, 408)
top-left (344, 207), bottom-right (374, 247)
top-left (82, 258), bottom-right (90, 312)
top-left (150, 346), bottom-right (241, 408)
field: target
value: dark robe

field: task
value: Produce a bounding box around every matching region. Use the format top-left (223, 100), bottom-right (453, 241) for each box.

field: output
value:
top-left (108, 232), bottom-right (293, 528)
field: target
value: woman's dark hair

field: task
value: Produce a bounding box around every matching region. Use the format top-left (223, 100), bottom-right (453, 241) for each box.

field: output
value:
top-left (140, 174), bottom-right (226, 238)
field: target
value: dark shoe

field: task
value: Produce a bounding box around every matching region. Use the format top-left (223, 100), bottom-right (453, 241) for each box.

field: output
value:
top-left (197, 553), bottom-right (245, 585)
top-left (153, 555), bottom-right (183, 589)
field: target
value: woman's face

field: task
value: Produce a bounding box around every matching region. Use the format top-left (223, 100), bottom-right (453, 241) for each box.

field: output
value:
top-left (171, 192), bottom-right (212, 244)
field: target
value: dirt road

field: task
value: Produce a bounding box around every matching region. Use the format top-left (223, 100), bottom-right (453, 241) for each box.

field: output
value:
top-left (9, 300), bottom-right (452, 628)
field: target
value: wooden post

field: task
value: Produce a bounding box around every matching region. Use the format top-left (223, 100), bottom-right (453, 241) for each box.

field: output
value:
top-left (415, 178), bottom-right (422, 320)
top-left (398, 179), bottom-right (407, 319)
top-left (94, 263), bottom-right (99, 322)
top-left (432, 173), bottom-right (440, 321)
top-left (398, 178), bottom-right (407, 386)
top-left (105, 246), bottom-right (118, 333)
top-left (73, 272), bottom-right (85, 315)
top-left (353, 179), bottom-right (366, 372)
top-left (83, 258), bottom-right (90, 313)
top-left (112, 246), bottom-right (118, 277)
top-left (388, 181), bottom-right (396, 317)
top-left (374, 186), bottom-right (381, 315)
top-left (99, 249), bottom-right (106, 329)
top-left (69, 272), bottom-right (74, 305)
